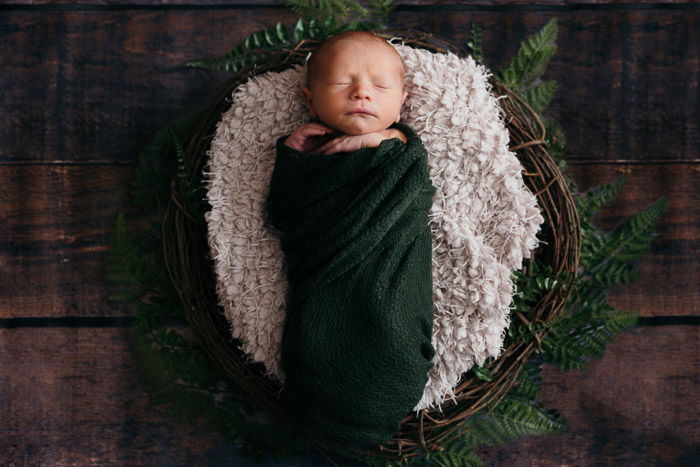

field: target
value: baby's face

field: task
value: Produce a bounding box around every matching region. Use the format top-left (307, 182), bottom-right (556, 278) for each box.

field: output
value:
top-left (302, 38), bottom-right (407, 135)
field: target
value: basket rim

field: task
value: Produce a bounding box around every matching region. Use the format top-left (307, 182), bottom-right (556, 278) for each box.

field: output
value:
top-left (161, 29), bottom-right (581, 461)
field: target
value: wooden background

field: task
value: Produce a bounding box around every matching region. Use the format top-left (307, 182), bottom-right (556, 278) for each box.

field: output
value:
top-left (2, 0), bottom-right (699, 465)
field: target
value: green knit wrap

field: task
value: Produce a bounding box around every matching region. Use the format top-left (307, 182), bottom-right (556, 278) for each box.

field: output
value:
top-left (266, 123), bottom-right (436, 447)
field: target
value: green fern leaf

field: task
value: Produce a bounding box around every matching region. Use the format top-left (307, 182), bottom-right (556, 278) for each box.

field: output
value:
top-left (105, 211), bottom-right (151, 303)
top-left (366, 0), bottom-right (394, 19)
top-left (187, 23), bottom-right (295, 72)
top-left (107, 288), bottom-right (143, 302)
top-left (541, 305), bottom-right (638, 370)
top-left (276, 22), bottom-right (291, 43)
top-left (293, 17), bottom-right (307, 41)
top-left (499, 18), bottom-right (557, 91)
top-left (465, 23), bottom-right (484, 63)
top-left (472, 362), bottom-right (493, 382)
top-left (591, 260), bottom-right (640, 286)
top-left (577, 177), bottom-right (627, 225)
top-left (308, 18), bottom-right (322, 38)
top-left (588, 197), bottom-right (668, 273)
top-left (132, 333), bottom-right (176, 393)
top-left (264, 27), bottom-right (280, 46)
top-left (523, 79), bottom-right (557, 113)
top-left (509, 362), bottom-right (543, 401)
top-left (130, 113), bottom-right (199, 212)
top-left (429, 448), bottom-right (483, 467)
top-left (468, 397), bottom-right (563, 447)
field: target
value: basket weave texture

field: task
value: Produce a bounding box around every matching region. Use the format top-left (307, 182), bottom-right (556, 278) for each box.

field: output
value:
top-left (161, 31), bottom-right (581, 460)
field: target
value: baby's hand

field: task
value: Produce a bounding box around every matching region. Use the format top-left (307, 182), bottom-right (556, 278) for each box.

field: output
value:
top-left (318, 129), bottom-right (406, 155)
top-left (284, 123), bottom-right (336, 152)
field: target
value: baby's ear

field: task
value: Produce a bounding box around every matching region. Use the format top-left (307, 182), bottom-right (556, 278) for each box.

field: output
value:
top-left (301, 86), bottom-right (316, 118)
top-left (395, 89), bottom-right (408, 122)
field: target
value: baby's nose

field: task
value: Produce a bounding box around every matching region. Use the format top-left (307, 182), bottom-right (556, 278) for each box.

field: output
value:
top-left (351, 82), bottom-right (372, 99)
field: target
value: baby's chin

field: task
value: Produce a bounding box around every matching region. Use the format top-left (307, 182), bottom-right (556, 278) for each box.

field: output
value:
top-left (331, 119), bottom-right (392, 136)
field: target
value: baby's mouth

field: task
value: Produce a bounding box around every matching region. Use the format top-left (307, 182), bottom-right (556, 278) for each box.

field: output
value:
top-left (348, 109), bottom-right (375, 117)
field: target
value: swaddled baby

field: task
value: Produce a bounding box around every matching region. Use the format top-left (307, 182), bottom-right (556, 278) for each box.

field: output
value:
top-left (284, 31), bottom-right (409, 154)
top-left (266, 31), bottom-right (436, 447)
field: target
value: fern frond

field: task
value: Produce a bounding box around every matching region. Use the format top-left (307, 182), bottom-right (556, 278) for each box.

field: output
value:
top-left (586, 197), bottom-right (668, 275)
top-left (186, 22), bottom-right (298, 72)
top-left (523, 79), bottom-right (557, 113)
top-left (499, 18), bottom-right (557, 92)
top-left (188, 0), bottom-right (395, 73)
top-left (428, 446), bottom-right (483, 466)
top-left (365, 0), bottom-right (395, 19)
top-left (131, 113), bottom-right (200, 213)
top-left (541, 303), bottom-right (639, 370)
top-left (105, 212), bottom-right (148, 302)
top-left (465, 23), bottom-right (483, 63)
top-left (590, 260), bottom-right (640, 286)
top-left (508, 361), bottom-right (543, 401)
top-left (468, 397), bottom-right (563, 447)
top-left (576, 177), bottom-right (627, 226)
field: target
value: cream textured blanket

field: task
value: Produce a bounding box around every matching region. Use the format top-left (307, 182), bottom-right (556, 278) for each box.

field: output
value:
top-left (204, 42), bottom-right (544, 411)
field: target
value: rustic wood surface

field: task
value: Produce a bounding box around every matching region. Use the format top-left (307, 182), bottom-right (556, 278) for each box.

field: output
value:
top-left (1, 164), bottom-right (696, 319)
top-left (3, 7), bottom-right (699, 164)
top-left (1, 1), bottom-right (698, 465)
top-left (1, 326), bottom-right (697, 465)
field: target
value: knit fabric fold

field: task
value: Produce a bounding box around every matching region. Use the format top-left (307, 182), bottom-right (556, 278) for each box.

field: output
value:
top-left (266, 123), bottom-right (436, 446)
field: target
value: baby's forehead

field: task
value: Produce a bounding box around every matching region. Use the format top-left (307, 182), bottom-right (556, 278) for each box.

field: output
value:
top-left (306, 33), bottom-right (405, 86)
top-left (328, 37), bottom-right (400, 61)
top-left (317, 39), bottom-right (404, 73)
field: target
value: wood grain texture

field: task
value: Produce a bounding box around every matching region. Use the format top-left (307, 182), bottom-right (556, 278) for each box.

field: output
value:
top-left (478, 324), bottom-right (700, 465)
top-left (0, 8), bottom-right (296, 164)
top-left (1, 2), bottom-right (698, 465)
top-left (0, 163), bottom-right (694, 319)
top-left (3, 1), bottom-right (698, 6)
top-left (0, 327), bottom-right (339, 466)
top-left (1, 325), bottom-right (697, 465)
top-left (0, 165), bottom-right (138, 318)
top-left (567, 163), bottom-right (700, 315)
top-left (1, 7), bottom-right (698, 163)
top-left (395, 9), bottom-right (700, 164)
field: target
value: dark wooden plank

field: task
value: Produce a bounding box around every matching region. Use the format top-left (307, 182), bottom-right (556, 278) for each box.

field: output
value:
top-left (566, 163), bottom-right (700, 315)
top-left (3, 1), bottom-right (698, 6)
top-left (0, 163), bottom-right (695, 318)
top-left (1, 325), bottom-right (697, 464)
top-left (0, 7), bottom-right (296, 164)
top-left (478, 324), bottom-right (700, 465)
top-left (0, 327), bottom-right (338, 465)
top-left (1, 8), bottom-right (698, 163)
top-left (397, 9), bottom-right (700, 164)
top-left (0, 165), bottom-right (139, 318)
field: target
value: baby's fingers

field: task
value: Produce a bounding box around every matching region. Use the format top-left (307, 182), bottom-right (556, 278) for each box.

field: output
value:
top-left (300, 123), bottom-right (334, 136)
top-left (319, 138), bottom-right (346, 155)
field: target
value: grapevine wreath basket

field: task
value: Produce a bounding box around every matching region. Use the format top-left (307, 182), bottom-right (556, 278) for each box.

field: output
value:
top-left (161, 30), bottom-right (580, 460)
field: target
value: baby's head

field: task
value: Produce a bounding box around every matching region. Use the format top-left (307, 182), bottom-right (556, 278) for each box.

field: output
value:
top-left (302, 31), bottom-right (407, 135)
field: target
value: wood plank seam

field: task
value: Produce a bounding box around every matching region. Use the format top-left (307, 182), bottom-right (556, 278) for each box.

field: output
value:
top-left (2, 3), bottom-right (700, 12)
top-left (2, 315), bottom-right (699, 328)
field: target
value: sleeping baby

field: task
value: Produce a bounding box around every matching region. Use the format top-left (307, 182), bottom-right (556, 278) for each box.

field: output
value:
top-left (284, 31), bottom-right (408, 154)
top-left (266, 31), bottom-right (436, 447)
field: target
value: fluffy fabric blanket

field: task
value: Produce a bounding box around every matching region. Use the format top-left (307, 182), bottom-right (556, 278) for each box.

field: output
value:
top-left (204, 42), bottom-right (544, 412)
top-left (266, 123), bottom-right (435, 446)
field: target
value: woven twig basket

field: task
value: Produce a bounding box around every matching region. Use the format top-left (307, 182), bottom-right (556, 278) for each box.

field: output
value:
top-left (161, 30), bottom-right (581, 461)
